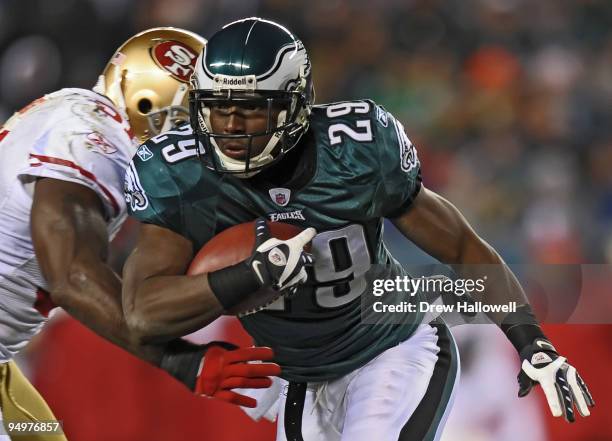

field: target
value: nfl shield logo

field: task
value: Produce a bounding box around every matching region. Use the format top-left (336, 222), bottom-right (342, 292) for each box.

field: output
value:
top-left (136, 145), bottom-right (154, 162)
top-left (269, 188), bottom-right (291, 207)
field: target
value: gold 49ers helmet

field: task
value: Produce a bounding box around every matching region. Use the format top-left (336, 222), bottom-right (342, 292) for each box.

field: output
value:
top-left (94, 27), bottom-right (206, 142)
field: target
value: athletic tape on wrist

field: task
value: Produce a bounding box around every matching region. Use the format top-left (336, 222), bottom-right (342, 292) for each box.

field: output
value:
top-left (208, 262), bottom-right (261, 310)
top-left (501, 304), bottom-right (547, 353)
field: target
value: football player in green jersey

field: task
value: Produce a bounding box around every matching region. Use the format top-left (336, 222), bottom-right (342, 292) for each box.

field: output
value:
top-left (122, 18), bottom-right (594, 441)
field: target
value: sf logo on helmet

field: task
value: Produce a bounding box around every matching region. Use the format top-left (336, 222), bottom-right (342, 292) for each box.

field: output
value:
top-left (153, 41), bottom-right (198, 82)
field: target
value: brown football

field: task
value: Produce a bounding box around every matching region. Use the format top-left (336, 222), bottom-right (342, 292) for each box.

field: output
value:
top-left (187, 221), bottom-right (304, 316)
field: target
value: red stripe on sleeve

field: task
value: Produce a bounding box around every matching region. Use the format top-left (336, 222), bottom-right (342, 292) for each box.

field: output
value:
top-left (29, 154), bottom-right (120, 216)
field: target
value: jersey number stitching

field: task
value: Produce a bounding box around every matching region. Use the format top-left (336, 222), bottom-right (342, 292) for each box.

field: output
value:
top-left (326, 102), bottom-right (373, 146)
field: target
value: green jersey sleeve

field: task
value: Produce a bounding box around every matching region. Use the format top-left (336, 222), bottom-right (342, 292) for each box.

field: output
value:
top-left (375, 106), bottom-right (422, 218)
top-left (124, 143), bottom-right (183, 231)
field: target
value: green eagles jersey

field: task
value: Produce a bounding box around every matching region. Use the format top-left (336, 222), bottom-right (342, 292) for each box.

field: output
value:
top-left (125, 100), bottom-right (423, 382)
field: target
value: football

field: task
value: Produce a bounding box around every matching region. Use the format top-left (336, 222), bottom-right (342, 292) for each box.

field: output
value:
top-left (187, 221), bottom-right (305, 316)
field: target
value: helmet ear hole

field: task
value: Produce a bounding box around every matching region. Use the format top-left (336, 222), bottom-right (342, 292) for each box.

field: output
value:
top-left (137, 98), bottom-right (153, 114)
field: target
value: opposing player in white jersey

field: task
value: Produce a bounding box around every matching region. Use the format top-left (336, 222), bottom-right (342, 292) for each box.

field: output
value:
top-left (0, 28), bottom-right (280, 441)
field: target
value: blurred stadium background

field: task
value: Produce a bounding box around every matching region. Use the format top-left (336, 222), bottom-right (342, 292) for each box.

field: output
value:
top-left (0, 0), bottom-right (610, 440)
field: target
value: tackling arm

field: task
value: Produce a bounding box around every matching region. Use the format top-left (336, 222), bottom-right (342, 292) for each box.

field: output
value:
top-left (31, 179), bottom-right (280, 406)
top-left (31, 178), bottom-right (163, 364)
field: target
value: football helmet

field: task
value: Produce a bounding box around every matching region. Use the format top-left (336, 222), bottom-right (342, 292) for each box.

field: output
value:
top-left (190, 17), bottom-right (314, 177)
top-left (94, 27), bottom-right (206, 143)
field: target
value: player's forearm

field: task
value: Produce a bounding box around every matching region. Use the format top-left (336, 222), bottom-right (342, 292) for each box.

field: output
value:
top-left (451, 232), bottom-right (530, 324)
top-left (123, 274), bottom-right (224, 344)
top-left (50, 259), bottom-right (165, 365)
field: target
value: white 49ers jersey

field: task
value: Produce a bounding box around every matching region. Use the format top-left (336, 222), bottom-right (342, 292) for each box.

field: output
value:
top-left (0, 88), bottom-right (136, 362)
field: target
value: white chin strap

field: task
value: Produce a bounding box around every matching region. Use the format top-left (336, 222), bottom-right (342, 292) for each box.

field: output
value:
top-left (202, 108), bottom-right (287, 177)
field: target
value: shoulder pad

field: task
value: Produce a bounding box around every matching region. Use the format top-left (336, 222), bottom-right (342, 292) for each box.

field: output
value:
top-left (130, 124), bottom-right (203, 199)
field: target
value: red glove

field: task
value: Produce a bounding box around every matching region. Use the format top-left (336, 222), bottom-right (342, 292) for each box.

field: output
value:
top-left (196, 346), bottom-right (281, 408)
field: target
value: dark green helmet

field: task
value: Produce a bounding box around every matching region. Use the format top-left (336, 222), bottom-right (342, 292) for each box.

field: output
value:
top-left (190, 17), bottom-right (314, 177)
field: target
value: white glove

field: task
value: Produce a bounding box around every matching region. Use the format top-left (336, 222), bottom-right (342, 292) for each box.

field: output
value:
top-left (518, 338), bottom-right (594, 422)
top-left (248, 218), bottom-right (316, 291)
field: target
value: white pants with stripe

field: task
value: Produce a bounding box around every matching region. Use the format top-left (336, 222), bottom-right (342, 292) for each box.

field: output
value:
top-left (241, 323), bottom-right (460, 441)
